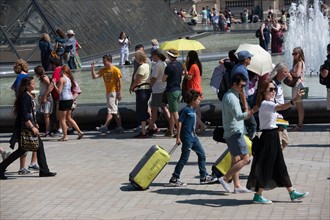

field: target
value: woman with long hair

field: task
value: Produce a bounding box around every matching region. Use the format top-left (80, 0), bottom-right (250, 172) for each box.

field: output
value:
top-left (54, 28), bottom-right (66, 64)
top-left (183, 50), bottom-right (207, 133)
top-left (290, 47), bottom-right (305, 130)
top-left (34, 65), bottom-right (53, 137)
top-left (0, 76), bottom-right (56, 179)
top-left (52, 66), bottom-right (84, 141)
top-left (39, 33), bottom-right (53, 71)
top-left (246, 79), bottom-right (308, 204)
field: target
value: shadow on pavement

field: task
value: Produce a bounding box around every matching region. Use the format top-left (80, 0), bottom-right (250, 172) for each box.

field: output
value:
top-left (289, 144), bottom-right (330, 148)
top-left (176, 198), bottom-right (252, 207)
top-left (151, 188), bottom-right (227, 196)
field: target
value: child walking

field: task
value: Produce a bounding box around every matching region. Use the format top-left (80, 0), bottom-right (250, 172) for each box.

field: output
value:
top-left (168, 89), bottom-right (217, 186)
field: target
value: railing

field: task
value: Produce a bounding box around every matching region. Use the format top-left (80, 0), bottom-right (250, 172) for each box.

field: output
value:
top-left (225, 0), bottom-right (254, 8)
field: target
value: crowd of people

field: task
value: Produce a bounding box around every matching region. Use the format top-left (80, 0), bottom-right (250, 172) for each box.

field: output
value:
top-left (40, 29), bottom-right (82, 71)
top-left (2, 8), bottom-right (330, 205)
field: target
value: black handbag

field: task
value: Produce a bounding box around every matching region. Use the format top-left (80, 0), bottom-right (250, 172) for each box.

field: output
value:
top-left (20, 128), bottom-right (39, 151)
top-left (20, 105), bottom-right (39, 151)
top-left (283, 74), bottom-right (300, 87)
top-left (212, 126), bottom-right (226, 143)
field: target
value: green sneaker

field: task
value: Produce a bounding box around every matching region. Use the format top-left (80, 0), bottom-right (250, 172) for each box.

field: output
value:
top-left (253, 193), bottom-right (272, 204)
top-left (289, 190), bottom-right (309, 201)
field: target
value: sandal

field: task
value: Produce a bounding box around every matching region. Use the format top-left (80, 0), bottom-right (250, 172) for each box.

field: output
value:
top-left (58, 137), bottom-right (68, 141)
top-left (77, 132), bottom-right (84, 140)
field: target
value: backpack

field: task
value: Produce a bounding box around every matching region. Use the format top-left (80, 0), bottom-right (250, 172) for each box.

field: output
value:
top-left (255, 29), bottom-right (261, 38)
top-left (217, 69), bottom-right (231, 101)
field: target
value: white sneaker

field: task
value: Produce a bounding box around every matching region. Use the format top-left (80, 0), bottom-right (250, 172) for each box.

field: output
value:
top-left (218, 177), bottom-right (231, 193)
top-left (234, 187), bottom-right (252, 194)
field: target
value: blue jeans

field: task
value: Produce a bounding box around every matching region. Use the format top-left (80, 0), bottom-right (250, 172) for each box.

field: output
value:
top-left (172, 139), bottom-right (208, 179)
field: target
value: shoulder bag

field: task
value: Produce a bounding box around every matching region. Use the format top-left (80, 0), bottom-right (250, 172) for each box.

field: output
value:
top-left (20, 105), bottom-right (39, 151)
top-left (283, 74), bottom-right (300, 87)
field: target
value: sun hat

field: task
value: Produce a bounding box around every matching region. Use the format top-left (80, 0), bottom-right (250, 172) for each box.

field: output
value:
top-left (237, 50), bottom-right (254, 61)
top-left (67, 30), bottom-right (75, 35)
top-left (167, 49), bottom-right (179, 58)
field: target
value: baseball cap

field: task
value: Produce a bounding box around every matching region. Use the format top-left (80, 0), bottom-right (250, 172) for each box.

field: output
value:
top-left (237, 50), bottom-right (254, 61)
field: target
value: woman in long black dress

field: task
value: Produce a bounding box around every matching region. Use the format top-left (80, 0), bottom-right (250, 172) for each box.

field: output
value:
top-left (0, 76), bottom-right (56, 179)
top-left (247, 79), bottom-right (309, 204)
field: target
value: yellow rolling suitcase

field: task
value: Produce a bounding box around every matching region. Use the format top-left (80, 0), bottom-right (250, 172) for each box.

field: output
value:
top-left (129, 144), bottom-right (178, 190)
top-left (212, 135), bottom-right (252, 178)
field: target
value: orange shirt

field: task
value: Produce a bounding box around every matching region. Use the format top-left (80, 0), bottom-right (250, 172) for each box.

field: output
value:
top-left (187, 64), bottom-right (202, 94)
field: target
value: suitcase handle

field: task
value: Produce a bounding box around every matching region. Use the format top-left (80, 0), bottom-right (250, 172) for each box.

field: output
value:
top-left (168, 143), bottom-right (180, 156)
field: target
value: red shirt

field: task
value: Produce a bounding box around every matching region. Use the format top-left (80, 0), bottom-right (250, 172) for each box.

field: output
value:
top-left (187, 64), bottom-right (202, 94)
top-left (51, 66), bottom-right (61, 101)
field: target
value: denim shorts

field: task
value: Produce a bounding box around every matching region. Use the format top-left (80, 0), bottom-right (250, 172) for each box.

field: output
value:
top-left (225, 133), bottom-right (248, 157)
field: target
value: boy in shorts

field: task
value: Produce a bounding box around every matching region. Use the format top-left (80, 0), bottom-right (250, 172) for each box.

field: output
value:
top-left (168, 89), bottom-right (217, 186)
top-left (91, 54), bottom-right (124, 134)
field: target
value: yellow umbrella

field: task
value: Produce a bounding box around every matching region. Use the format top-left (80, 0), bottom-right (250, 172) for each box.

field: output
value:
top-left (160, 38), bottom-right (205, 51)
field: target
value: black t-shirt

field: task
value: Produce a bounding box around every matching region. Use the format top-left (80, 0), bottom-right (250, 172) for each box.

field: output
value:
top-left (164, 60), bottom-right (183, 92)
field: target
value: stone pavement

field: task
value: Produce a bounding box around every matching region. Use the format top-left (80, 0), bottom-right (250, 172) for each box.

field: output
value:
top-left (0, 124), bottom-right (329, 220)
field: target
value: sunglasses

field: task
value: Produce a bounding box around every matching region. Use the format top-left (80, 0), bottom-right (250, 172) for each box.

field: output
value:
top-left (292, 52), bottom-right (297, 55)
top-left (268, 87), bottom-right (276, 92)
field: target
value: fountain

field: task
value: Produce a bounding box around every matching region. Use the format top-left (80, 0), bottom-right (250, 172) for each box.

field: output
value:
top-left (284, 0), bottom-right (329, 75)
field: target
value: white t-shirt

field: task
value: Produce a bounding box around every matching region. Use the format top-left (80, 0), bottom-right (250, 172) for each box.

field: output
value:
top-left (259, 100), bottom-right (278, 130)
top-left (151, 60), bottom-right (167, 93)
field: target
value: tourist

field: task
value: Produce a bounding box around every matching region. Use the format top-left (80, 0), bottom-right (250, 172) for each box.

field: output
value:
top-left (162, 50), bottom-right (184, 137)
top-left (320, 44), bottom-right (330, 110)
top-left (0, 76), bottom-right (57, 180)
top-left (118, 32), bottom-right (131, 66)
top-left (183, 50), bottom-right (208, 134)
top-left (200, 7), bottom-right (208, 25)
top-left (231, 50), bottom-right (257, 139)
top-left (149, 38), bottom-right (159, 60)
top-left (34, 65), bottom-right (53, 137)
top-left (11, 59), bottom-right (39, 175)
top-left (43, 58), bottom-right (62, 136)
top-left (39, 33), bottom-right (53, 71)
top-left (270, 18), bottom-right (283, 53)
top-left (269, 63), bottom-right (291, 149)
top-left (224, 8), bottom-right (232, 32)
top-left (65, 30), bottom-right (77, 69)
top-left (130, 52), bottom-right (152, 138)
top-left (280, 8), bottom-right (287, 24)
top-left (259, 18), bottom-right (271, 52)
top-left (290, 47), bottom-right (306, 131)
top-left (218, 10), bottom-right (226, 31)
top-left (52, 66), bottom-right (84, 141)
top-left (168, 89), bottom-right (217, 186)
top-left (246, 79), bottom-right (309, 204)
top-left (218, 73), bottom-right (255, 194)
top-left (188, 5), bottom-right (198, 26)
top-left (54, 28), bottom-right (66, 64)
top-left (91, 54), bottom-right (124, 134)
top-left (148, 49), bottom-right (170, 136)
